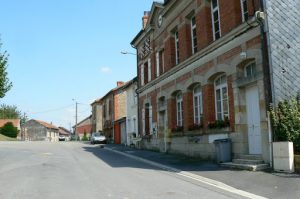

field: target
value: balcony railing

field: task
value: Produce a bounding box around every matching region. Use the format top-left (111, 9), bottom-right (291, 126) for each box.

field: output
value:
top-left (235, 71), bottom-right (263, 87)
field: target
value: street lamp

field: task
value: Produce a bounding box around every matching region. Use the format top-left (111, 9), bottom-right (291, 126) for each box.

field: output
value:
top-left (120, 51), bottom-right (136, 55)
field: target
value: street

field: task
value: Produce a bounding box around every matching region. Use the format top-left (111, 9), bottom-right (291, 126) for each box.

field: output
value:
top-left (0, 142), bottom-right (247, 199)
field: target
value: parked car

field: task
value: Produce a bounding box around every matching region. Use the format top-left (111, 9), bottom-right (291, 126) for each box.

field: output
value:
top-left (58, 135), bottom-right (66, 141)
top-left (90, 132), bottom-right (106, 144)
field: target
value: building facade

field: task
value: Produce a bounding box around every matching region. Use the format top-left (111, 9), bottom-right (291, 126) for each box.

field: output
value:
top-left (74, 115), bottom-right (92, 140)
top-left (125, 78), bottom-right (138, 146)
top-left (23, 119), bottom-right (59, 141)
top-left (91, 99), bottom-right (103, 133)
top-left (131, 0), bottom-right (272, 161)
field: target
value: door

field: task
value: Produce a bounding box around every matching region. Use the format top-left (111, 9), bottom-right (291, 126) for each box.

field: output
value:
top-left (246, 86), bottom-right (262, 154)
top-left (120, 121), bottom-right (126, 145)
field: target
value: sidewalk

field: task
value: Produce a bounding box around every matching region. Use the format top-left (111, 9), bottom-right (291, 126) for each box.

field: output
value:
top-left (104, 144), bottom-right (300, 199)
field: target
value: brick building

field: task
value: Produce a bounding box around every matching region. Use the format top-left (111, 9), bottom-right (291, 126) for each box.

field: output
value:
top-left (74, 115), bottom-right (92, 140)
top-left (131, 0), bottom-right (273, 163)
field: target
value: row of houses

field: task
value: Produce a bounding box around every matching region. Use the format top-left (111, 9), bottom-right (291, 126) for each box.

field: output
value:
top-left (82, 78), bottom-right (138, 145)
top-left (88, 0), bottom-right (300, 167)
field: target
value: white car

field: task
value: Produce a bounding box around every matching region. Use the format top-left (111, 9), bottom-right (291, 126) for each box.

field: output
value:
top-left (58, 135), bottom-right (66, 141)
top-left (90, 132), bottom-right (106, 144)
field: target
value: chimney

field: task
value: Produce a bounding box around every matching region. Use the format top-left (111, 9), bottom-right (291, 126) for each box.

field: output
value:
top-left (142, 11), bottom-right (149, 29)
top-left (117, 81), bottom-right (124, 87)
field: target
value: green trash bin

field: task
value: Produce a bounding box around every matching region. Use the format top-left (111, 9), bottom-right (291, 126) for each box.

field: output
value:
top-left (214, 138), bottom-right (232, 163)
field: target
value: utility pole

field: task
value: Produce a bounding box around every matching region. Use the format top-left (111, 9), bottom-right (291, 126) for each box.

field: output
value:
top-left (75, 102), bottom-right (78, 137)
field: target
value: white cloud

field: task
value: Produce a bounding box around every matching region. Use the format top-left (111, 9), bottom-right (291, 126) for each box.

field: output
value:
top-left (100, 66), bottom-right (112, 73)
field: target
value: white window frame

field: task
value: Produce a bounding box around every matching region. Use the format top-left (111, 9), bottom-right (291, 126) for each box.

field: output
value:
top-left (148, 58), bottom-right (152, 82)
top-left (142, 108), bottom-right (145, 135)
top-left (240, 0), bottom-right (249, 22)
top-left (141, 64), bottom-right (145, 86)
top-left (214, 75), bottom-right (229, 120)
top-left (156, 52), bottom-right (160, 77)
top-left (175, 31), bottom-right (180, 65)
top-left (211, 0), bottom-right (221, 40)
top-left (149, 106), bottom-right (153, 134)
top-left (176, 93), bottom-right (183, 126)
top-left (193, 86), bottom-right (203, 125)
top-left (191, 16), bottom-right (197, 54)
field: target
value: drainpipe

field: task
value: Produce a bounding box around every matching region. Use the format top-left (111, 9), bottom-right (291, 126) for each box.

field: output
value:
top-left (258, 0), bottom-right (274, 168)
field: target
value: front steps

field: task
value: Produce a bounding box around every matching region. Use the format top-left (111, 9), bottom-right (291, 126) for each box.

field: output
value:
top-left (221, 154), bottom-right (269, 171)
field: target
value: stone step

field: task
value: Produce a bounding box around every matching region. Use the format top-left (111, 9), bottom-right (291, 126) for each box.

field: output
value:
top-left (221, 162), bottom-right (269, 171)
top-left (233, 159), bottom-right (264, 165)
top-left (240, 154), bottom-right (263, 160)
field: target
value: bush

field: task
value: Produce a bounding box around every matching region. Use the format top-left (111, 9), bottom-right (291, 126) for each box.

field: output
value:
top-left (81, 132), bottom-right (89, 141)
top-left (270, 98), bottom-right (300, 153)
top-left (0, 122), bottom-right (18, 138)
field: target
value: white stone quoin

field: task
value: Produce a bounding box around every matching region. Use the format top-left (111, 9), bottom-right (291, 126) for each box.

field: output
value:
top-left (273, 142), bottom-right (294, 173)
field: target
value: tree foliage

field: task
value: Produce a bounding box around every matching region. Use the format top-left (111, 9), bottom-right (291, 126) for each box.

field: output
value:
top-left (0, 104), bottom-right (21, 119)
top-left (270, 98), bottom-right (300, 153)
top-left (0, 122), bottom-right (18, 138)
top-left (0, 40), bottom-right (12, 98)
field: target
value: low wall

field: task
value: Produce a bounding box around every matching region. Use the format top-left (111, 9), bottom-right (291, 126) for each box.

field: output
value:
top-left (141, 131), bottom-right (229, 160)
top-left (295, 155), bottom-right (300, 172)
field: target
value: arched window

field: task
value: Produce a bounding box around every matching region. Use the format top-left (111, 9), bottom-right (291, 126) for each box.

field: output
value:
top-left (176, 92), bottom-right (183, 126)
top-left (215, 75), bottom-right (229, 120)
top-left (193, 85), bottom-right (203, 125)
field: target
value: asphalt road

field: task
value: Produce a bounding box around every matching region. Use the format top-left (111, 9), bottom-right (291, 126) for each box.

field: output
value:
top-left (0, 142), bottom-right (248, 199)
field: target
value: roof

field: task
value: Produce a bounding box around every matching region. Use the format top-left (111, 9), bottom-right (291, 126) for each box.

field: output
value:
top-left (33, 120), bottom-right (59, 130)
top-left (0, 119), bottom-right (20, 128)
top-left (58, 127), bottom-right (71, 135)
top-left (73, 115), bottom-right (92, 128)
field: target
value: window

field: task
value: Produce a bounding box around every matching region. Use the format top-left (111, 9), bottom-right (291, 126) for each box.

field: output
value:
top-left (191, 16), bottom-right (198, 54)
top-left (211, 0), bottom-right (221, 40)
top-left (176, 93), bottom-right (183, 126)
top-left (240, 0), bottom-right (249, 22)
top-left (141, 64), bottom-right (145, 86)
top-left (175, 31), bottom-right (180, 64)
top-left (244, 62), bottom-right (256, 77)
top-left (156, 52), bottom-right (160, 77)
top-left (215, 75), bottom-right (229, 120)
top-left (156, 50), bottom-right (165, 76)
top-left (148, 58), bottom-right (152, 82)
top-left (193, 86), bottom-right (203, 125)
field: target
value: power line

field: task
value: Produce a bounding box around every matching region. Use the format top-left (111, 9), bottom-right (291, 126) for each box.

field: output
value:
top-left (29, 104), bottom-right (74, 114)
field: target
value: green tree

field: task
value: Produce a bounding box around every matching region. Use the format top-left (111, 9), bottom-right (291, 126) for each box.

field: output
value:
top-left (0, 104), bottom-right (21, 119)
top-left (0, 40), bottom-right (12, 98)
top-left (0, 122), bottom-right (18, 138)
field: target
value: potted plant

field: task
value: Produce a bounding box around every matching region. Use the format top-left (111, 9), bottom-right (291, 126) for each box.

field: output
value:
top-left (270, 98), bottom-right (300, 172)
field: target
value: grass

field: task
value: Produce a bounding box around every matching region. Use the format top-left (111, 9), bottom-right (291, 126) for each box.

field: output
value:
top-left (0, 134), bottom-right (17, 141)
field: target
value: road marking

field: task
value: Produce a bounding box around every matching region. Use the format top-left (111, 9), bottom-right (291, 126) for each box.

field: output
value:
top-left (104, 147), bottom-right (268, 199)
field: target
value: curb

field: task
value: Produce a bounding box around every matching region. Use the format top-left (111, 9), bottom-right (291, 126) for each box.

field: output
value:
top-left (104, 147), bottom-right (268, 199)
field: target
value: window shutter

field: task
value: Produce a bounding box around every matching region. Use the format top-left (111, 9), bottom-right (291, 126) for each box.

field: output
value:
top-left (148, 58), bottom-right (152, 82)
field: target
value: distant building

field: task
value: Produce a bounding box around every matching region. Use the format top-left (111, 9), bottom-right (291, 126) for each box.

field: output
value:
top-left (58, 127), bottom-right (72, 141)
top-left (23, 119), bottom-right (59, 141)
top-left (74, 115), bottom-right (92, 140)
top-left (91, 98), bottom-right (103, 133)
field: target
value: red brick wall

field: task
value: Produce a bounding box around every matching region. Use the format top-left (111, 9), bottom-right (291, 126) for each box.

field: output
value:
top-left (179, 23), bottom-right (192, 62)
top-left (76, 124), bottom-right (92, 134)
top-left (246, 36), bottom-right (261, 49)
top-left (248, 0), bottom-right (260, 16)
top-left (203, 84), bottom-right (215, 128)
top-left (217, 46), bottom-right (242, 64)
top-left (167, 98), bottom-right (176, 130)
top-left (219, 0), bottom-right (242, 36)
top-left (164, 36), bottom-right (175, 72)
top-left (183, 91), bottom-right (194, 131)
top-left (196, 6), bottom-right (213, 49)
top-left (150, 90), bottom-right (158, 123)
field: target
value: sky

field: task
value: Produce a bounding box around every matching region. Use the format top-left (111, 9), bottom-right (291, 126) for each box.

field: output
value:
top-left (0, 0), bottom-right (156, 130)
